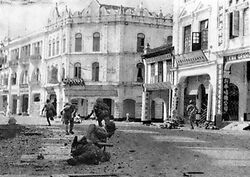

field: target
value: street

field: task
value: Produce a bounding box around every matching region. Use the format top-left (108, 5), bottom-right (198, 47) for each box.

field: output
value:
top-left (1, 118), bottom-right (250, 177)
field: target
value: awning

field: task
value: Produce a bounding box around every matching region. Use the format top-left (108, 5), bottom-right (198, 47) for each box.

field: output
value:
top-left (144, 82), bottom-right (172, 91)
top-left (175, 50), bottom-right (207, 66)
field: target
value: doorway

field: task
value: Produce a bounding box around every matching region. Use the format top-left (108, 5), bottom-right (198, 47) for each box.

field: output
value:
top-left (228, 83), bottom-right (239, 121)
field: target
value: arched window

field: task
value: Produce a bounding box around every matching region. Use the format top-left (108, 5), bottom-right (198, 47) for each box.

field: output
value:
top-left (74, 62), bottom-right (81, 78)
top-left (167, 36), bottom-right (173, 45)
top-left (11, 72), bottom-right (17, 85)
top-left (35, 68), bottom-right (40, 81)
top-left (50, 66), bottom-right (58, 83)
top-left (92, 62), bottom-right (99, 81)
top-left (62, 67), bottom-right (65, 81)
top-left (136, 62), bottom-right (144, 82)
top-left (56, 37), bottom-right (60, 54)
top-left (137, 33), bottom-right (145, 52)
top-left (52, 39), bottom-right (55, 56)
top-left (62, 36), bottom-right (66, 53)
top-left (75, 33), bottom-right (82, 52)
top-left (93, 32), bottom-right (100, 52)
top-left (48, 40), bottom-right (51, 57)
top-left (21, 70), bottom-right (28, 84)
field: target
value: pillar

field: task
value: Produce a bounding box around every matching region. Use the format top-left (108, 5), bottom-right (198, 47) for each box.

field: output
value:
top-left (114, 101), bottom-right (122, 119)
top-left (206, 83), bottom-right (213, 121)
top-left (141, 91), bottom-right (146, 121)
top-left (163, 101), bottom-right (168, 122)
top-left (163, 61), bottom-right (167, 82)
top-left (16, 96), bottom-right (21, 114)
top-left (28, 86), bottom-right (32, 115)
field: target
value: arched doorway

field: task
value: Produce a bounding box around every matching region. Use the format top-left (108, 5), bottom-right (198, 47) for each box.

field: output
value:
top-left (122, 99), bottom-right (136, 119)
top-left (228, 83), bottom-right (239, 121)
top-left (197, 84), bottom-right (208, 124)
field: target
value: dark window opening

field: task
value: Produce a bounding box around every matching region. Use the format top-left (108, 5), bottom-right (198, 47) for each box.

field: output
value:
top-left (93, 32), bottom-right (100, 52)
top-left (229, 11), bottom-right (239, 39)
top-left (74, 63), bottom-right (81, 79)
top-left (137, 33), bottom-right (145, 53)
top-left (75, 33), bottom-right (82, 52)
top-left (34, 94), bottom-right (40, 102)
top-left (184, 25), bottom-right (191, 53)
top-left (92, 62), bottom-right (99, 81)
top-left (158, 61), bottom-right (163, 82)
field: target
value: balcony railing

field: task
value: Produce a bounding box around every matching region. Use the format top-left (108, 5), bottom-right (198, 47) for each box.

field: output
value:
top-left (175, 50), bottom-right (208, 67)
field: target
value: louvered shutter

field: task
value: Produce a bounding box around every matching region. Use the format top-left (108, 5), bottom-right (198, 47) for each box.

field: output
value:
top-left (232, 11), bottom-right (239, 37)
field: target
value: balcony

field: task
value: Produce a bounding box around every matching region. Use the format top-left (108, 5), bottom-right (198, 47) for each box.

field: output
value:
top-left (30, 54), bottom-right (41, 65)
top-left (9, 60), bottom-right (19, 69)
top-left (175, 50), bottom-right (208, 67)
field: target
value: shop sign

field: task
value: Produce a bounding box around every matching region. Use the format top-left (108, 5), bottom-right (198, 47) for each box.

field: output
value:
top-left (224, 52), bottom-right (250, 62)
top-left (222, 78), bottom-right (230, 113)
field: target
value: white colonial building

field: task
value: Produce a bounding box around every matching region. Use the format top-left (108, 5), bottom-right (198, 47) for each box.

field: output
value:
top-left (0, 0), bottom-right (173, 120)
top-left (172, 0), bottom-right (250, 126)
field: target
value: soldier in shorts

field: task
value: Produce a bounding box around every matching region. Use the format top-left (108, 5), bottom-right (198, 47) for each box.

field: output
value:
top-left (61, 103), bottom-right (76, 135)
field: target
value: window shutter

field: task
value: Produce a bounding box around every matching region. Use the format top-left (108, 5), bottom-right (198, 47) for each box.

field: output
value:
top-left (232, 10), bottom-right (239, 37)
top-left (192, 32), bottom-right (201, 51)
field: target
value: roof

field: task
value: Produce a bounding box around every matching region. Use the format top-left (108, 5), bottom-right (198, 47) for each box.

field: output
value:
top-left (142, 44), bottom-right (173, 59)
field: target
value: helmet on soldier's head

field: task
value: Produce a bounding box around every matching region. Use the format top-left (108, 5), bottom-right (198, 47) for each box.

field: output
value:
top-left (96, 98), bottom-right (103, 103)
top-left (105, 121), bottom-right (116, 138)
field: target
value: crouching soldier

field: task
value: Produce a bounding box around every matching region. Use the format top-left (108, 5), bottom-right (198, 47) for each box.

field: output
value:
top-left (86, 98), bottom-right (110, 127)
top-left (67, 121), bottom-right (116, 165)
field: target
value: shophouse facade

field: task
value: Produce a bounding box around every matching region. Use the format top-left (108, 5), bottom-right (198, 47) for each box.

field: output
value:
top-left (216, 0), bottom-right (250, 122)
top-left (141, 44), bottom-right (174, 122)
top-left (172, 0), bottom-right (219, 124)
top-left (0, 0), bottom-right (173, 120)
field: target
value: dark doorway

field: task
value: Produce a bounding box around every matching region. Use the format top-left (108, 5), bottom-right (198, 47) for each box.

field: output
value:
top-left (228, 83), bottom-right (239, 121)
top-left (197, 84), bottom-right (208, 124)
top-left (103, 98), bottom-right (112, 114)
top-left (122, 99), bottom-right (136, 118)
top-left (12, 97), bottom-right (17, 114)
top-left (22, 94), bottom-right (29, 113)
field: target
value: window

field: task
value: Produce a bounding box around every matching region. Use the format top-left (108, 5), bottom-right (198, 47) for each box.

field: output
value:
top-left (167, 36), bottom-right (173, 45)
top-left (92, 62), bottom-right (99, 81)
top-left (229, 11), bottom-right (239, 39)
top-left (93, 32), bottom-right (100, 52)
top-left (49, 41), bottom-right (51, 57)
top-left (21, 71), bottom-right (28, 84)
top-left (74, 63), bottom-right (81, 78)
top-left (200, 19), bottom-right (208, 50)
top-left (50, 66), bottom-right (58, 83)
top-left (62, 67), bottom-right (65, 81)
top-left (183, 25), bottom-right (191, 53)
top-left (52, 39), bottom-right (55, 56)
top-left (136, 62), bottom-right (144, 82)
top-left (150, 63), bottom-right (155, 83)
top-left (35, 68), bottom-right (40, 82)
top-left (243, 8), bottom-right (249, 36)
top-left (33, 93), bottom-right (40, 102)
top-left (56, 38), bottom-right (59, 54)
top-left (158, 61), bottom-right (163, 82)
top-left (75, 33), bottom-right (82, 52)
top-left (137, 33), bottom-right (145, 52)
top-left (63, 37), bottom-right (66, 53)
top-left (192, 32), bottom-right (201, 51)
top-left (11, 73), bottom-right (17, 85)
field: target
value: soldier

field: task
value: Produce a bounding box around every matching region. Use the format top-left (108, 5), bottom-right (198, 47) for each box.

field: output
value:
top-left (86, 98), bottom-right (110, 127)
top-left (42, 99), bottom-right (56, 126)
top-left (67, 121), bottom-right (116, 165)
top-left (186, 100), bottom-right (198, 129)
top-left (61, 103), bottom-right (76, 135)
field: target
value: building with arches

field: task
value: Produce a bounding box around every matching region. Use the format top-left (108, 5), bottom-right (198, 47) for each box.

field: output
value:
top-left (172, 0), bottom-right (250, 126)
top-left (0, 0), bottom-right (173, 120)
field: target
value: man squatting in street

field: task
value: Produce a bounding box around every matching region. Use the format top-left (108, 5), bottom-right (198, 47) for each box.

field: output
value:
top-left (61, 103), bottom-right (76, 135)
top-left (186, 100), bottom-right (198, 129)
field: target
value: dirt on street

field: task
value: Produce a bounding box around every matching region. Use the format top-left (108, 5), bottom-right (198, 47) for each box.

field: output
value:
top-left (1, 122), bottom-right (250, 177)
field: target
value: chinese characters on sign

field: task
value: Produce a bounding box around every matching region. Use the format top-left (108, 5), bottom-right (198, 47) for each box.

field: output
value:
top-left (223, 78), bottom-right (230, 114)
top-left (218, 6), bottom-right (224, 46)
top-left (224, 52), bottom-right (250, 62)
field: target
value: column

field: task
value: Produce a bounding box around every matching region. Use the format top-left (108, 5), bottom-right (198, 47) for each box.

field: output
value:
top-left (114, 101), bottom-right (122, 119)
top-left (206, 83), bottom-right (213, 121)
top-left (141, 91), bottom-right (146, 121)
top-left (147, 64), bottom-right (151, 84)
top-left (163, 61), bottom-right (167, 82)
top-left (16, 96), bottom-right (21, 114)
top-left (163, 101), bottom-right (168, 122)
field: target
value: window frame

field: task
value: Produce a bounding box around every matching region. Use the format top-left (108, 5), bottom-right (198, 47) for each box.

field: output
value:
top-left (137, 33), bottom-right (145, 53)
top-left (75, 33), bottom-right (82, 52)
top-left (92, 62), bottom-right (99, 81)
top-left (93, 32), bottom-right (100, 52)
top-left (74, 62), bottom-right (81, 79)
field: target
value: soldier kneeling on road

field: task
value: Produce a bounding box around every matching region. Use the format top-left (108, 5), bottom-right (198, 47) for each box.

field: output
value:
top-left (67, 121), bottom-right (116, 165)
